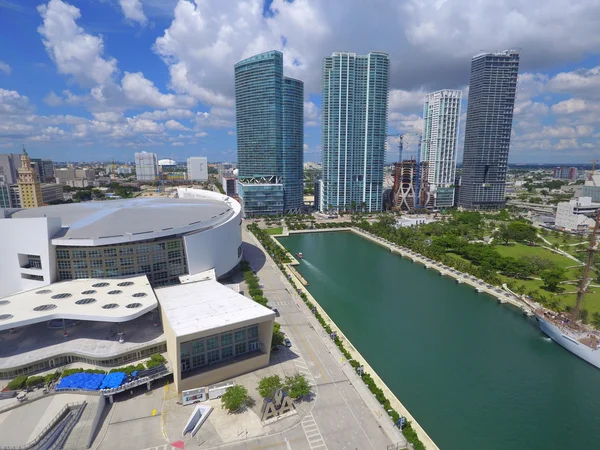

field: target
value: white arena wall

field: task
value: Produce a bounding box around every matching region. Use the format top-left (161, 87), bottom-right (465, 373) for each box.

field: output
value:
top-left (177, 188), bottom-right (243, 277)
top-left (0, 217), bottom-right (62, 298)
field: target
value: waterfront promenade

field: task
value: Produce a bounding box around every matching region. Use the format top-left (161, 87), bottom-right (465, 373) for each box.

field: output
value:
top-left (244, 226), bottom-right (409, 450)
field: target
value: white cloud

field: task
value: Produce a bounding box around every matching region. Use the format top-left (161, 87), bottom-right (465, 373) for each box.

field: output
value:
top-left (43, 91), bottom-right (63, 106)
top-left (137, 109), bottom-right (195, 121)
top-left (0, 60), bottom-right (11, 75)
top-left (172, 141), bottom-right (184, 146)
top-left (551, 98), bottom-right (590, 114)
top-left (119, 0), bottom-right (148, 26)
top-left (195, 111), bottom-right (235, 129)
top-left (304, 101), bottom-right (319, 126)
top-left (195, 131), bottom-right (208, 137)
top-left (0, 89), bottom-right (33, 115)
top-left (121, 71), bottom-right (196, 109)
top-left (547, 66), bottom-right (600, 96)
top-left (165, 119), bottom-right (189, 130)
top-left (92, 111), bottom-right (124, 123)
top-left (37, 0), bottom-right (117, 87)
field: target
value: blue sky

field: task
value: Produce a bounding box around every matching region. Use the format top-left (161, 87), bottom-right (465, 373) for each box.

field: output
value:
top-left (1, 0), bottom-right (600, 164)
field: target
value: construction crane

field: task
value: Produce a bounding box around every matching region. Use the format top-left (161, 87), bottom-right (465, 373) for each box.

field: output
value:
top-left (387, 133), bottom-right (422, 163)
top-left (590, 159), bottom-right (598, 178)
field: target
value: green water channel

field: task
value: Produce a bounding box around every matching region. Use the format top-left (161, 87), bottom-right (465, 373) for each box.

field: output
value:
top-left (278, 231), bottom-right (600, 450)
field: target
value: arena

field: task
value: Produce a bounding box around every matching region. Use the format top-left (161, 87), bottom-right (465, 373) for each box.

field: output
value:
top-left (0, 188), bottom-right (242, 298)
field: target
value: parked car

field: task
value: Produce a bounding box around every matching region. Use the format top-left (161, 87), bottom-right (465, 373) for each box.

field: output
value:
top-left (284, 338), bottom-right (292, 348)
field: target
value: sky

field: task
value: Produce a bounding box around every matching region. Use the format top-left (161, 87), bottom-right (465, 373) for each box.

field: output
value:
top-left (0, 0), bottom-right (600, 164)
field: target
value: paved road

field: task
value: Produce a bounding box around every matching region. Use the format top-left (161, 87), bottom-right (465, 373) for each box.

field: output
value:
top-left (238, 227), bottom-right (407, 450)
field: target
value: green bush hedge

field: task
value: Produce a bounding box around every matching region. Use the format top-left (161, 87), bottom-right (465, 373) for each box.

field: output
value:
top-left (26, 376), bottom-right (46, 388)
top-left (8, 375), bottom-right (28, 390)
top-left (146, 353), bottom-right (166, 369)
top-left (109, 363), bottom-right (145, 376)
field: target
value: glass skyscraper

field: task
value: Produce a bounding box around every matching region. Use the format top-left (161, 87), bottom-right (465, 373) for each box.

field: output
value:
top-left (234, 51), bottom-right (303, 215)
top-left (321, 52), bottom-right (389, 213)
top-left (282, 77), bottom-right (304, 212)
top-left (421, 90), bottom-right (462, 208)
top-left (458, 50), bottom-right (520, 210)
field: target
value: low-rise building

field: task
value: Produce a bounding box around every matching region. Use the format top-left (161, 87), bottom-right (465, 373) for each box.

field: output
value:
top-left (157, 280), bottom-right (274, 392)
top-left (555, 197), bottom-right (599, 231)
top-left (40, 183), bottom-right (64, 204)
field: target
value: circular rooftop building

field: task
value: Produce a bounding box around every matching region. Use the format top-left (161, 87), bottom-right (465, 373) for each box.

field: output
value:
top-left (1, 189), bottom-right (242, 296)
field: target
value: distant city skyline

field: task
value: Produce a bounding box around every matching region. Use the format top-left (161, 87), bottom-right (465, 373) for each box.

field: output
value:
top-left (0, 1), bottom-right (599, 164)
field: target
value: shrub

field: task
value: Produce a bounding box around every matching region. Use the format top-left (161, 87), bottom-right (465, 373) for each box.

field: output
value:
top-left (26, 376), bottom-right (46, 388)
top-left (258, 375), bottom-right (283, 399)
top-left (109, 363), bottom-right (145, 376)
top-left (8, 375), bottom-right (28, 390)
top-left (146, 353), bottom-right (166, 369)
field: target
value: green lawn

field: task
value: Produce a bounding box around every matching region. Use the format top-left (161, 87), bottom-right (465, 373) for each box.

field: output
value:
top-left (265, 227), bottom-right (283, 235)
top-left (494, 243), bottom-right (576, 270)
top-left (541, 233), bottom-right (586, 247)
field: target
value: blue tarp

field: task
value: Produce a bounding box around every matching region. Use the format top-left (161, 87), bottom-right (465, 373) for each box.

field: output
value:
top-left (100, 372), bottom-right (126, 389)
top-left (56, 373), bottom-right (105, 391)
top-left (131, 371), bottom-right (138, 378)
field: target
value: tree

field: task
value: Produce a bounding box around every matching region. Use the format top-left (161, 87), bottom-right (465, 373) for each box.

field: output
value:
top-left (493, 224), bottom-right (511, 245)
top-left (284, 373), bottom-right (311, 400)
top-left (507, 221), bottom-right (537, 243)
top-left (541, 267), bottom-right (567, 292)
top-left (221, 385), bottom-right (250, 412)
top-left (591, 312), bottom-right (600, 329)
top-left (272, 322), bottom-right (285, 348)
top-left (258, 375), bottom-right (283, 399)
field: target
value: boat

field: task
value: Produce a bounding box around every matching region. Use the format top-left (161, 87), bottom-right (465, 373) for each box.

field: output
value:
top-left (535, 209), bottom-right (600, 369)
top-left (296, 252), bottom-right (303, 259)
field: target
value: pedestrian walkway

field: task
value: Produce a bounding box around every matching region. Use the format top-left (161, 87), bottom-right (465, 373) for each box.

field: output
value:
top-left (301, 413), bottom-right (328, 450)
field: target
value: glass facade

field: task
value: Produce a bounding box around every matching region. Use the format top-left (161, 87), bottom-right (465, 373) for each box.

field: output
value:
top-left (180, 324), bottom-right (261, 378)
top-left (458, 50), bottom-right (520, 210)
top-left (237, 183), bottom-right (284, 216)
top-left (56, 237), bottom-right (187, 286)
top-left (235, 51), bottom-right (283, 180)
top-left (234, 51), bottom-right (304, 215)
top-left (321, 52), bottom-right (389, 213)
top-left (283, 77), bottom-right (304, 212)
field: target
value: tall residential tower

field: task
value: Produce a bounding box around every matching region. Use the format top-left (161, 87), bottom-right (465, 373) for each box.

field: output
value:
top-left (421, 90), bottom-right (462, 208)
top-left (321, 52), bottom-right (389, 213)
top-left (234, 51), bottom-right (304, 215)
top-left (458, 50), bottom-right (519, 209)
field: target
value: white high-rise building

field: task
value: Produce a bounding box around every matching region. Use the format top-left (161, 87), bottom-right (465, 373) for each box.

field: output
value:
top-left (135, 152), bottom-right (158, 181)
top-left (421, 90), bottom-right (462, 208)
top-left (187, 157), bottom-right (208, 182)
top-left (321, 52), bottom-right (390, 213)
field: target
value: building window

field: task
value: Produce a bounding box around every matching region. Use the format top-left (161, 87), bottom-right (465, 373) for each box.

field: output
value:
top-left (153, 243), bottom-right (166, 252)
top-left (137, 254), bottom-right (150, 264)
top-left (235, 329), bottom-right (246, 343)
top-left (73, 260), bottom-right (87, 269)
top-left (191, 339), bottom-right (204, 354)
top-left (56, 249), bottom-right (69, 259)
top-left (248, 325), bottom-right (259, 339)
top-left (105, 259), bottom-right (117, 267)
top-left (90, 260), bottom-right (103, 268)
top-left (207, 349), bottom-right (220, 364)
top-left (153, 261), bottom-right (167, 271)
top-left (167, 240), bottom-right (179, 250)
top-left (72, 250), bottom-right (87, 258)
top-left (221, 346), bottom-right (233, 359)
top-left (119, 247), bottom-right (134, 255)
top-left (120, 257), bottom-right (134, 266)
top-left (168, 250), bottom-right (181, 259)
top-left (73, 270), bottom-right (88, 279)
top-left (221, 333), bottom-right (232, 346)
top-left (88, 250), bottom-right (101, 258)
top-left (206, 336), bottom-right (219, 350)
top-left (235, 342), bottom-right (247, 355)
top-left (136, 245), bottom-right (149, 254)
top-left (103, 248), bottom-right (117, 257)
top-left (25, 255), bottom-right (42, 269)
top-left (58, 270), bottom-right (72, 280)
top-left (58, 260), bottom-right (71, 270)
top-left (181, 342), bottom-right (190, 357)
top-left (192, 353), bottom-right (205, 368)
